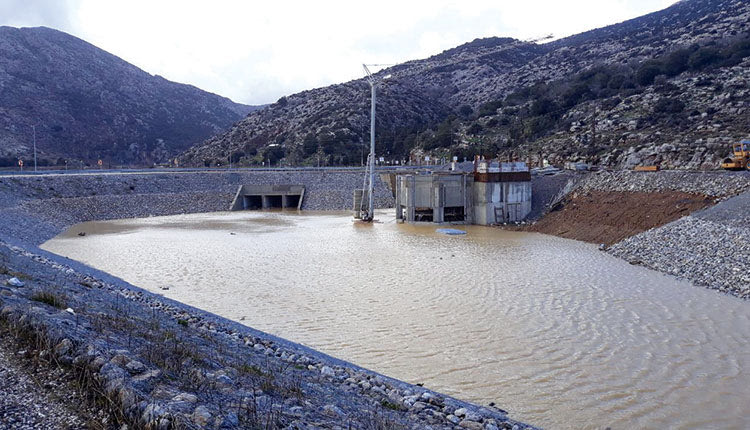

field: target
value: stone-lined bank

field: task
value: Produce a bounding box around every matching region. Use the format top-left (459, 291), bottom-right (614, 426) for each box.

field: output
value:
top-left (532, 170), bottom-right (750, 299)
top-left (0, 169), bottom-right (534, 429)
top-left (608, 189), bottom-right (750, 299)
top-left (0, 169), bottom-right (395, 244)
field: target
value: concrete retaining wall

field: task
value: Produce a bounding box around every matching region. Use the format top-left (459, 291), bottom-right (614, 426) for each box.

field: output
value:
top-left (0, 169), bottom-right (394, 245)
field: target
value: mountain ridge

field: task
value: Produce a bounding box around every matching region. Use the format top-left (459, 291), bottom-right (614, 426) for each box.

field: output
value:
top-left (179, 0), bottom-right (749, 170)
top-left (0, 25), bottom-right (260, 167)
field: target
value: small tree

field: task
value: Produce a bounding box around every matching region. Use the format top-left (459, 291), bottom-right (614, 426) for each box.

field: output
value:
top-left (467, 123), bottom-right (483, 135)
top-left (302, 133), bottom-right (318, 156)
top-left (458, 104), bottom-right (474, 118)
top-left (636, 64), bottom-right (662, 86)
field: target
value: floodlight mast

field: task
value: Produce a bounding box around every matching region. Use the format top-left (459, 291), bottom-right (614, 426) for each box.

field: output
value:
top-left (363, 64), bottom-right (376, 221)
top-left (361, 64), bottom-right (393, 222)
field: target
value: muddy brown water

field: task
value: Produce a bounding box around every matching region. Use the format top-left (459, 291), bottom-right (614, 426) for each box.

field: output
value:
top-left (42, 210), bottom-right (750, 429)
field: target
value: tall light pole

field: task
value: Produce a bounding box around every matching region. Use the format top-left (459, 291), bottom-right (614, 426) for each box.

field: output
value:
top-left (32, 125), bottom-right (37, 172)
top-left (362, 64), bottom-right (392, 221)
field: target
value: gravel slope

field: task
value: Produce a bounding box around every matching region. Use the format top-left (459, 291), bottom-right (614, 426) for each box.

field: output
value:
top-left (0, 329), bottom-right (110, 429)
top-left (608, 188), bottom-right (750, 299)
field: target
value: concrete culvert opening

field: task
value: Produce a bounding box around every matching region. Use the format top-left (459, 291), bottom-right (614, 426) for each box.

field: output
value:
top-left (231, 185), bottom-right (305, 211)
top-left (284, 194), bottom-right (301, 208)
top-left (264, 195), bottom-right (283, 208)
top-left (243, 195), bottom-right (263, 209)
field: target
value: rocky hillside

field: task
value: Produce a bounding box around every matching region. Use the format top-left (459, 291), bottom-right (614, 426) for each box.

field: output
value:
top-left (0, 26), bottom-right (259, 167)
top-left (180, 0), bottom-right (750, 170)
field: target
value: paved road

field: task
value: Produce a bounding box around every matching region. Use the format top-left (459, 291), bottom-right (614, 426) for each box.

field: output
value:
top-left (0, 165), bottom-right (433, 179)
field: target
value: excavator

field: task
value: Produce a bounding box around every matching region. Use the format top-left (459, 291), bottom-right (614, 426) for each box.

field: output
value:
top-left (721, 140), bottom-right (750, 170)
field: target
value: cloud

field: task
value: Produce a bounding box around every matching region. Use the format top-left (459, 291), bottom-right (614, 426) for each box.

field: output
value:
top-left (1, 0), bottom-right (679, 105)
top-left (0, 0), bottom-right (77, 31)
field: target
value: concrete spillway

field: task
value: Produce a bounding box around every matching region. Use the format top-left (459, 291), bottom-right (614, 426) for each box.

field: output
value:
top-left (229, 184), bottom-right (305, 210)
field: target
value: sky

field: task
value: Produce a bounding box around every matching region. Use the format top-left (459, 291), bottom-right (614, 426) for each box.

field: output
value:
top-left (2, 0), bottom-right (677, 106)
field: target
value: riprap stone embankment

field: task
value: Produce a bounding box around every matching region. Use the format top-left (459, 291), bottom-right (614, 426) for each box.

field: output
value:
top-left (608, 188), bottom-right (750, 299)
top-left (0, 168), bottom-right (533, 429)
top-left (571, 170), bottom-right (750, 299)
top-left (0, 169), bottom-right (394, 244)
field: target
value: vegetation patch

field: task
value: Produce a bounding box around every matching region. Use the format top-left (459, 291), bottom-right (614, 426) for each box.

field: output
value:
top-left (31, 291), bottom-right (67, 309)
top-left (380, 399), bottom-right (406, 411)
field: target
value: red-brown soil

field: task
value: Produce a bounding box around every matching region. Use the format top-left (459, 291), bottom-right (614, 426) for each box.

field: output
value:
top-left (524, 190), bottom-right (714, 245)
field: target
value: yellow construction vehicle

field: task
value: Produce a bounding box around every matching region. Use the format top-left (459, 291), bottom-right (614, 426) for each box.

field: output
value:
top-left (721, 140), bottom-right (750, 170)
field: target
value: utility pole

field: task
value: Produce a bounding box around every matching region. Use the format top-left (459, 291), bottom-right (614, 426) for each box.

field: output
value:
top-left (361, 64), bottom-right (392, 221)
top-left (32, 125), bottom-right (37, 172)
top-left (366, 65), bottom-right (376, 221)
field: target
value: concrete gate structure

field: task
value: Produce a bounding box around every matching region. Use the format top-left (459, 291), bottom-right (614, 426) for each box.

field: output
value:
top-left (394, 161), bottom-right (531, 225)
top-left (230, 185), bottom-right (305, 211)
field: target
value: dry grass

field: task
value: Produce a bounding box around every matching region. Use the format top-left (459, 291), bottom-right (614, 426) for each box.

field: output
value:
top-left (31, 290), bottom-right (67, 309)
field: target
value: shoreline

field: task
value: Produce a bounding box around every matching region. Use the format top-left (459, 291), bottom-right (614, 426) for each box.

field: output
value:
top-left (1, 168), bottom-right (748, 429)
top-left (1, 169), bottom-right (533, 429)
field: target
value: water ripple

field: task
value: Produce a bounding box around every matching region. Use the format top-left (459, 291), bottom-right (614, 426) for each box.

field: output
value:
top-left (41, 210), bottom-right (750, 430)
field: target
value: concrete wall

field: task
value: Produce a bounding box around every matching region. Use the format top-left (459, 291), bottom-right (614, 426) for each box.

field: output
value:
top-left (0, 169), bottom-right (394, 245)
top-left (396, 174), bottom-right (470, 223)
top-left (396, 172), bottom-right (531, 225)
top-left (471, 181), bottom-right (532, 224)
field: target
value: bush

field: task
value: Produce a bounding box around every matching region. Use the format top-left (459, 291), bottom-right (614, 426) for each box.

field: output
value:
top-left (688, 47), bottom-right (723, 70)
top-left (424, 120), bottom-right (454, 150)
top-left (466, 123), bottom-right (483, 135)
top-left (261, 145), bottom-right (285, 163)
top-left (653, 98), bottom-right (685, 114)
top-left (719, 39), bottom-right (750, 67)
top-left (562, 83), bottom-right (592, 108)
top-left (530, 97), bottom-right (559, 116)
top-left (662, 47), bottom-right (693, 76)
top-left (302, 133), bottom-right (318, 156)
top-left (608, 74), bottom-right (627, 90)
top-left (0, 157), bottom-right (17, 167)
top-left (458, 104), bottom-right (474, 118)
top-left (636, 63), bottom-right (662, 86)
top-left (524, 115), bottom-right (556, 139)
top-left (477, 100), bottom-right (503, 117)
top-left (31, 291), bottom-right (66, 309)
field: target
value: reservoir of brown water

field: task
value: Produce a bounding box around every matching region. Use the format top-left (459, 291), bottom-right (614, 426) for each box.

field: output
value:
top-left (42, 210), bottom-right (750, 429)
